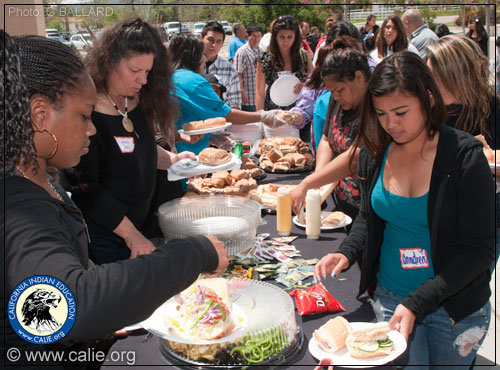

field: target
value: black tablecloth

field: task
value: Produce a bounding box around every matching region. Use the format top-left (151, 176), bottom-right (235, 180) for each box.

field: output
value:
top-left (102, 170), bottom-right (378, 369)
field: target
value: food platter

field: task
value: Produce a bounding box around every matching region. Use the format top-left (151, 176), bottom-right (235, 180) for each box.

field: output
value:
top-left (270, 75), bottom-right (301, 106)
top-left (167, 154), bottom-right (241, 180)
top-left (293, 212), bottom-right (353, 231)
top-left (141, 299), bottom-right (247, 345)
top-left (158, 279), bottom-right (303, 368)
top-left (308, 322), bottom-right (407, 368)
top-left (178, 122), bottom-right (232, 135)
top-left (261, 161), bottom-right (315, 174)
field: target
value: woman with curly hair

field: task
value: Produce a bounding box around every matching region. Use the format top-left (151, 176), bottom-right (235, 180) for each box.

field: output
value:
top-left (256, 15), bottom-right (313, 114)
top-left (71, 18), bottom-right (199, 264)
top-left (370, 16), bottom-right (418, 64)
top-left (2, 30), bottom-right (227, 368)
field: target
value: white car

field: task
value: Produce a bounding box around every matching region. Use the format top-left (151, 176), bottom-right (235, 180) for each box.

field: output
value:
top-left (220, 21), bottom-right (232, 35)
top-left (163, 21), bottom-right (181, 38)
top-left (70, 33), bottom-right (93, 51)
top-left (193, 23), bottom-right (206, 37)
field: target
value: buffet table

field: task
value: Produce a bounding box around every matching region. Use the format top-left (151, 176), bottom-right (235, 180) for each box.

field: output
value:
top-left (102, 170), bottom-right (381, 369)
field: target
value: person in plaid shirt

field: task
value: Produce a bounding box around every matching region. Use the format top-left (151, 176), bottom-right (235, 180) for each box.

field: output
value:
top-left (234, 24), bottom-right (263, 112)
top-left (201, 21), bottom-right (242, 109)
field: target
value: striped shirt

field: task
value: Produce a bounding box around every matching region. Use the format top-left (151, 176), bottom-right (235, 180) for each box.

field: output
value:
top-left (206, 56), bottom-right (242, 109)
top-left (234, 43), bottom-right (262, 107)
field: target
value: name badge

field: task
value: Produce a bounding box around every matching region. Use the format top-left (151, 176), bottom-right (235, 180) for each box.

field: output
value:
top-left (114, 136), bottom-right (135, 153)
top-left (399, 248), bottom-right (429, 269)
top-left (277, 71), bottom-right (293, 78)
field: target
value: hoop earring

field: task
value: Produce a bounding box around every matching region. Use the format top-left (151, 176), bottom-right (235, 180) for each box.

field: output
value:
top-left (34, 128), bottom-right (58, 159)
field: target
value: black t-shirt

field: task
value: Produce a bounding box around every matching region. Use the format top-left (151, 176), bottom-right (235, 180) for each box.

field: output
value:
top-left (72, 105), bottom-right (157, 237)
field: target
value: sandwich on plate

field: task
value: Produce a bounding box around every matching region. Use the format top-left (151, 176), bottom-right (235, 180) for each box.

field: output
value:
top-left (167, 278), bottom-right (235, 341)
top-left (345, 322), bottom-right (394, 358)
top-left (313, 316), bottom-right (352, 353)
top-left (198, 148), bottom-right (232, 166)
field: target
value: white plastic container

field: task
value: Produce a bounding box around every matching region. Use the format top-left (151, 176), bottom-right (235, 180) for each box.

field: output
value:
top-left (263, 123), bottom-right (300, 139)
top-left (305, 189), bottom-right (321, 239)
top-left (227, 122), bottom-right (263, 144)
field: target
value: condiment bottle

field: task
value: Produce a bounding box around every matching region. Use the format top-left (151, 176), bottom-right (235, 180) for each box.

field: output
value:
top-left (276, 187), bottom-right (292, 236)
top-left (306, 189), bottom-right (321, 239)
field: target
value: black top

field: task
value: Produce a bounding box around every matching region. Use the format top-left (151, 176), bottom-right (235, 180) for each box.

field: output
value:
top-left (2, 176), bottom-right (218, 368)
top-left (446, 95), bottom-right (499, 149)
top-left (338, 125), bottom-right (494, 323)
top-left (72, 105), bottom-right (157, 237)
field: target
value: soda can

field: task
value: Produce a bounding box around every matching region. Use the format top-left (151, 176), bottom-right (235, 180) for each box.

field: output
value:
top-left (232, 142), bottom-right (243, 158)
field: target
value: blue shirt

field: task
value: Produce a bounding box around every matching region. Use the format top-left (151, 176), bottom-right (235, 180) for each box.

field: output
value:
top-left (228, 37), bottom-right (247, 62)
top-left (312, 91), bottom-right (331, 152)
top-left (372, 145), bottom-right (434, 297)
top-left (172, 69), bottom-right (232, 155)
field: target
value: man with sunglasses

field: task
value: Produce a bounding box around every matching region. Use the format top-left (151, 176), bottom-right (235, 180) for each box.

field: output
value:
top-left (402, 8), bottom-right (438, 58)
top-left (201, 21), bottom-right (242, 109)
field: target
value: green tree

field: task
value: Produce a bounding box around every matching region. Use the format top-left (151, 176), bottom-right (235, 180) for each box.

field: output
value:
top-left (46, 19), bottom-right (64, 31)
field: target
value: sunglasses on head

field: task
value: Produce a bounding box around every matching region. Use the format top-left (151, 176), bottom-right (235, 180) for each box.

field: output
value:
top-left (277, 16), bottom-right (297, 24)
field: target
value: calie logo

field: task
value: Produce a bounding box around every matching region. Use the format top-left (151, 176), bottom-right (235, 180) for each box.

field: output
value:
top-left (8, 276), bottom-right (76, 344)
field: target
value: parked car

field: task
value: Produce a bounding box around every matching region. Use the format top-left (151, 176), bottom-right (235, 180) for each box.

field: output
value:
top-left (45, 29), bottom-right (61, 38)
top-left (220, 21), bottom-right (232, 35)
top-left (70, 33), bottom-right (93, 51)
top-left (46, 34), bottom-right (73, 48)
top-left (193, 22), bottom-right (206, 37)
top-left (180, 27), bottom-right (191, 35)
top-left (162, 21), bottom-right (181, 38)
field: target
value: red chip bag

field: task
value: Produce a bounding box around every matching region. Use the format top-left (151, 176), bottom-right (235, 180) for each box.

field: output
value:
top-left (288, 283), bottom-right (345, 316)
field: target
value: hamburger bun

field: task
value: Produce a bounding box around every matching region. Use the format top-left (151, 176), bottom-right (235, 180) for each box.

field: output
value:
top-left (313, 316), bottom-right (352, 353)
top-left (199, 148), bottom-right (232, 166)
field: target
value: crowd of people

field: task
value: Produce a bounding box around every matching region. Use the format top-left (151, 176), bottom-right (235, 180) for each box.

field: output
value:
top-left (2, 6), bottom-right (498, 369)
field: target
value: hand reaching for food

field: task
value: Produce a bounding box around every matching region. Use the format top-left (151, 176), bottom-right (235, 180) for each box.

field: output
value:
top-left (204, 235), bottom-right (229, 276)
top-left (314, 253), bottom-right (349, 283)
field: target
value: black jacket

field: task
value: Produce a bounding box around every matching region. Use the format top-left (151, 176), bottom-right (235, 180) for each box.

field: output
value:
top-left (2, 176), bottom-right (218, 366)
top-left (338, 125), bottom-right (494, 323)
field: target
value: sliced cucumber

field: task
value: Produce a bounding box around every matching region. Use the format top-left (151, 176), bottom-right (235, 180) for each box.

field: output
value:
top-left (357, 341), bottom-right (380, 352)
top-left (379, 338), bottom-right (393, 348)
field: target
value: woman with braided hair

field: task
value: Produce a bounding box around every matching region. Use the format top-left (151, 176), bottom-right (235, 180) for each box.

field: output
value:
top-left (70, 18), bottom-right (200, 264)
top-left (2, 30), bottom-right (228, 368)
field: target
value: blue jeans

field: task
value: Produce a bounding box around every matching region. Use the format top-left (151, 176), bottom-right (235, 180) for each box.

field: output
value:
top-left (241, 104), bottom-right (256, 112)
top-left (371, 284), bottom-right (490, 369)
top-left (88, 232), bottom-right (130, 265)
top-left (494, 192), bottom-right (500, 272)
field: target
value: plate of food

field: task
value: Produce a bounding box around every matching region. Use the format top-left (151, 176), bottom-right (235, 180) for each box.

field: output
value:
top-left (308, 318), bottom-right (407, 368)
top-left (293, 211), bottom-right (352, 230)
top-left (168, 148), bottom-right (241, 180)
top-left (179, 118), bottom-right (232, 135)
top-left (142, 278), bottom-right (248, 345)
top-left (270, 74), bottom-right (301, 107)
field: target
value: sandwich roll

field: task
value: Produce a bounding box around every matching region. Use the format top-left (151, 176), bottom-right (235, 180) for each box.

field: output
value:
top-left (183, 117), bottom-right (226, 131)
top-left (346, 322), bottom-right (395, 358)
top-left (313, 316), bottom-right (352, 353)
top-left (199, 148), bottom-right (232, 166)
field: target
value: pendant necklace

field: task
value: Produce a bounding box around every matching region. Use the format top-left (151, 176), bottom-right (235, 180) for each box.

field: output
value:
top-left (16, 167), bottom-right (64, 203)
top-left (106, 93), bottom-right (139, 138)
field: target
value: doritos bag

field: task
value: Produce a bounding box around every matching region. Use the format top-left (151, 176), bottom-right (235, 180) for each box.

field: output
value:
top-left (288, 283), bottom-right (345, 316)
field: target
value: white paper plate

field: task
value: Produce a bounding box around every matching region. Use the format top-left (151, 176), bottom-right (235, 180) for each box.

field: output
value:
top-left (167, 153), bottom-right (241, 181)
top-left (270, 75), bottom-right (301, 106)
top-left (141, 299), bottom-right (247, 345)
top-left (179, 122), bottom-right (232, 135)
top-left (308, 322), bottom-right (407, 368)
top-left (293, 211), bottom-right (352, 230)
